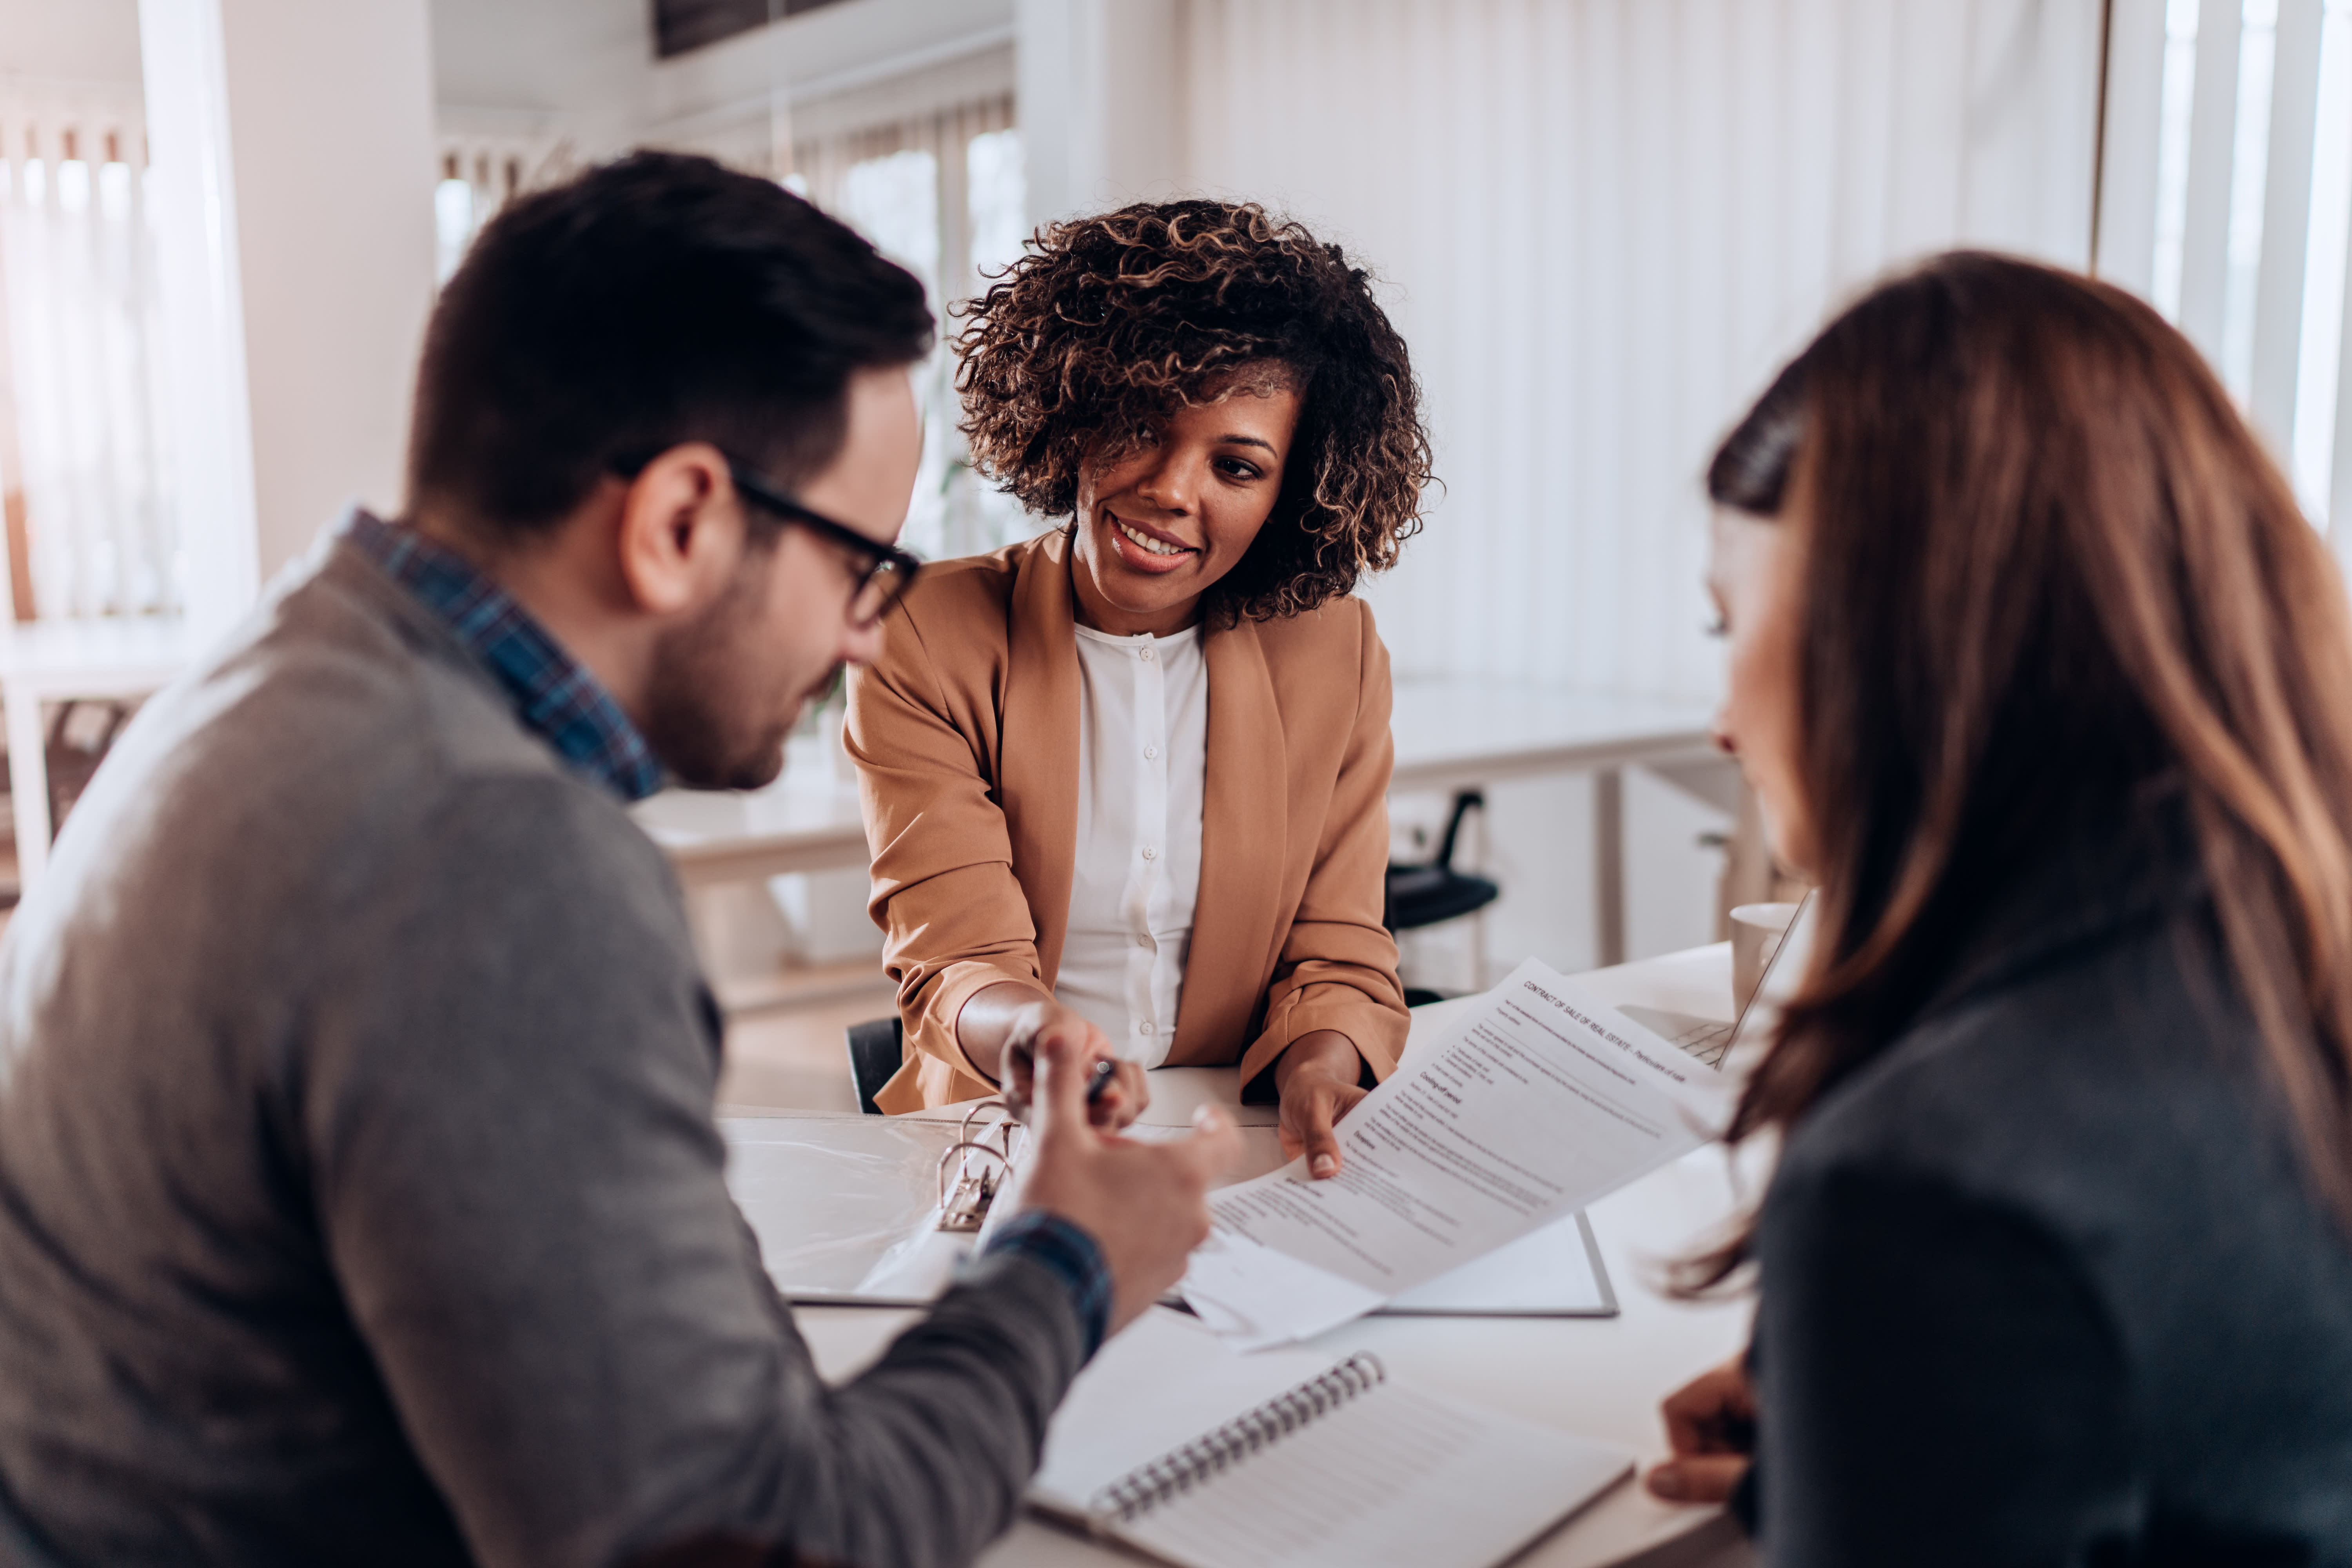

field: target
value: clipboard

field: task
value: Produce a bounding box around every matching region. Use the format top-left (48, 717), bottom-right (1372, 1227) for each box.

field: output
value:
top-left (721, 1107), bottom-right (1621, 1316)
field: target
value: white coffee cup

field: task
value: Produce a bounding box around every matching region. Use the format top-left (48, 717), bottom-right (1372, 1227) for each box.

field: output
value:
top-left (1731, 901), bottom-right (1803, 1013)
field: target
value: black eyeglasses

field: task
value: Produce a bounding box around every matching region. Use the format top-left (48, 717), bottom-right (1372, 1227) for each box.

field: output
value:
top-left (726, 458), bottom-right (922, 627)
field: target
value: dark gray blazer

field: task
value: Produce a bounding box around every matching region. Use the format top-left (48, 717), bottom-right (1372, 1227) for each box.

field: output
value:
top-left (0, 534), bottom-right (1085, 1568)
top-left (1747, 799), bottom-right (2352, 1565)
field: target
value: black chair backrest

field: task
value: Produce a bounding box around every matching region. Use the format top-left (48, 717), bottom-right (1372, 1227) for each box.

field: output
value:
top-left (1384, 789), bottom-right (1501, 934)
top-left (845, 1016), bottom-right (904, 1116)
top-left (1431, 789), bottom-right (1485, 869)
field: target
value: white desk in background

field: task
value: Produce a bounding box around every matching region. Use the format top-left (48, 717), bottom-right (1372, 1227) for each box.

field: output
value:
top-left (637, 678), bottom-right (1720, 967)
top-left (1389, 678), bottom-right (1719, 967)
top-left (743, 941), bottom-right (1759, 1568)
top-left (632, 771), bottom-right (868, 891)
top-left (0, 616), bottom-right (205, 895)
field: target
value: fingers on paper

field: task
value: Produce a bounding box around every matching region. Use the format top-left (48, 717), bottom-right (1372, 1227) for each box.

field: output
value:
top-left (1643, 1454), bottom-right (1748, 1504)
top-left (1306, 1121), bottom-right (1343, 1179)
top-left (1661, 1360), bottom-right (1755, 1454)
top-left (1302, 1085), bottom-right (1365, 1179)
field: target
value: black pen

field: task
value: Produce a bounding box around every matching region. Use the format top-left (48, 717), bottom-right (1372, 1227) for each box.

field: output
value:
top-left (1013, 1053), bottom-right (1117, 1125)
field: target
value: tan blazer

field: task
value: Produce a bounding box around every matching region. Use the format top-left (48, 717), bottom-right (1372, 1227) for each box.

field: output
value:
top-left (845, 528), bottom-right (1409, 1111)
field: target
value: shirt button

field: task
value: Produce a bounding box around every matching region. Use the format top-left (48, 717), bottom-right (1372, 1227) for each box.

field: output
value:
top-left (1139, 648), bottom-right (1154, 662)
top-left (1137, 935), bottom-right (1151, 947)
top-left (1143, 745), bottom-right (1158, 760)
top-left (1141, 847), bottom-right (1157, 860)
top-left (1137, 1022), bottom-right (1154, 1036)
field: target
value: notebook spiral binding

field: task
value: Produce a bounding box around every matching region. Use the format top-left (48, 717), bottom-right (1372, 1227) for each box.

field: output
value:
top-left (1092, 1352), bottom-right (1388, 1522)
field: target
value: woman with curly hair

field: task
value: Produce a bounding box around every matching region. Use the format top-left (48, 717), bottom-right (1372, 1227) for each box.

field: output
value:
top-left (845, 201), bottom-right (1432, 1173)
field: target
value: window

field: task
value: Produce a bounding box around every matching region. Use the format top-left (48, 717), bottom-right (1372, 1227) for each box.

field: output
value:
top-left (2116, 0), bottom-right (2352, 529)
top-left (436, 97), bottom-right (1030, 564)
top-left (432, 132), bottom-right (570, 287)
top-left (793, 96), bottom-right (1027, 562)
top-left (0, 89), bottom-right (177, 619)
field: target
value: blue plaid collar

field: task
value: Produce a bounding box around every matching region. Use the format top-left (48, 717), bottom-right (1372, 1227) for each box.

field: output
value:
top-left (343, 511), bottom-right (664, 802)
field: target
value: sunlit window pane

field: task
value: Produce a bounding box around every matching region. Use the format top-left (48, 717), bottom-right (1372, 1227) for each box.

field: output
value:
top-left (2219, 0), bottom-right (2278, 398)
top-left (838, 149), bottom-right (940, 307)
top-left (2295, 0), bottom-right (2352, 522)
top-left (966, 129), bottom-right (1027, 287)
top-left (2152, 0), bottom-right (2203, 319)
top-left (433, 177), bottom-right (475, 285)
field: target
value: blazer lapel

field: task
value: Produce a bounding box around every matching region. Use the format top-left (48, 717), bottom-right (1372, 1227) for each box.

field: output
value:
top-left (998, 530), bottom-right (1082, 985)
top-left (1172, 617), bottom-right (1288, 1065)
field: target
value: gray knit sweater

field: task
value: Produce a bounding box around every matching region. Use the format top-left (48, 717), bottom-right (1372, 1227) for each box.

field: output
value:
top-left (0, 534), bottom-right (1086, 1568)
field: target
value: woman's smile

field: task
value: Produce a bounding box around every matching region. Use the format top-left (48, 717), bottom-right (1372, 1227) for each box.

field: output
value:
top-left (1105, 510), bottom-right (1199, 574)
top-left (1066, 384), bottom-right (1302, 635)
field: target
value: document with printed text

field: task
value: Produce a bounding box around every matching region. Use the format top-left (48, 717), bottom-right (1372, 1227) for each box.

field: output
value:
top-left (1182, 958), bottom-right (1734, 1347)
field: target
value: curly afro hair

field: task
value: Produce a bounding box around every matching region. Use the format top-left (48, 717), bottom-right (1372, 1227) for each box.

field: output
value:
top-left (953, 200), bottom-right (1433, 623)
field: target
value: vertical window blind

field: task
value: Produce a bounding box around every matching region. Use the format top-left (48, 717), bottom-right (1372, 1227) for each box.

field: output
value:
top-left (2098, 0), bottom-right (2352, 537)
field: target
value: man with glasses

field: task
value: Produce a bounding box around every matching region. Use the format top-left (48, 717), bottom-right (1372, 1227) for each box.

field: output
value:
top-left (0, 153), bottom-right (1236, 1568)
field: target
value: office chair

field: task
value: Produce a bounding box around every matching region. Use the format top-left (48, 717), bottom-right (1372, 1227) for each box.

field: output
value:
top-left (1385, 790), bottom-right (1499, 1007)
top-left (845, 1015), bottom-right (904, 1116)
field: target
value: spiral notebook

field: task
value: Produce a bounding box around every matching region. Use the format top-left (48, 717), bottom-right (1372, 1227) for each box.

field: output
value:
top-left (1030, 1309), bottom-right (1633, 1568)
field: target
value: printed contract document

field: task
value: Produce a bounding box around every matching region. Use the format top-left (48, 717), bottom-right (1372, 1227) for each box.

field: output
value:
top-left (1183, 958), bottom-right (1733, 1346)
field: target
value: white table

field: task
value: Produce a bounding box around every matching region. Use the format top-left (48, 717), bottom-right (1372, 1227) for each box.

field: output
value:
top-left (639, 679), bottom-right (1720, 966)
top-left (0, 615), bottom-right (205, 893)
top-left (1390, 679), bottom-right (1718, 967)
top-left (631, 773), bottom-right (868, 891)
top-left (768, 942), bottom-right (1759, 1568)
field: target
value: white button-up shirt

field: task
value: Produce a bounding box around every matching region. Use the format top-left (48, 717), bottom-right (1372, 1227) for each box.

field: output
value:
top-left (1053, 622), bottom-right (1208, 1068)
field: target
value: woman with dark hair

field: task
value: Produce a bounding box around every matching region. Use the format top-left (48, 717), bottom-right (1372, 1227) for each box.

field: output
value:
top-left (845, 202), bottom-right (1432, 1172)
top-left (1642, 252), bottom-right (2352, 1561)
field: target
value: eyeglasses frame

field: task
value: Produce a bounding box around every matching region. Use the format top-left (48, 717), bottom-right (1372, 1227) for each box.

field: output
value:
top-left (724, 457), bottom-right (922, 627)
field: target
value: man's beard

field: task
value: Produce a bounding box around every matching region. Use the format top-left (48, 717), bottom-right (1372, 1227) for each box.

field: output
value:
top-left (641, 559), bottom-right (820, 791)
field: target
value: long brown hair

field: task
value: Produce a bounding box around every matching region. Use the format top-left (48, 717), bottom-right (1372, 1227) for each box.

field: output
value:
top-left (1695, 252), bottom-right (2352, 1284)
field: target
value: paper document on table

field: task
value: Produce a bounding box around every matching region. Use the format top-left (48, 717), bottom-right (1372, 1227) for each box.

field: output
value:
top-left (1182, 958), bottom-right (1732, 1346)
top-left (1380, 1210), bottom-right (1615, 1316)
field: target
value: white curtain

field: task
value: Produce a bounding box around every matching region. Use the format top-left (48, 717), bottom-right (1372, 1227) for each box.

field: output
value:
top-left (1178, 0), bottom-right (2104, 701)
top-left (2099, 0), bottom-right (2352, 536)
top-left (792, 94), bottom-right (1029, 563)
top-left (0, 80), bottom-right (179, 619)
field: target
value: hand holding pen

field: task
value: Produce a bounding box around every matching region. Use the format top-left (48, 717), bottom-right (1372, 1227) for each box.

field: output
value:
top-left (996, 998), bottom-right (1149, 1131)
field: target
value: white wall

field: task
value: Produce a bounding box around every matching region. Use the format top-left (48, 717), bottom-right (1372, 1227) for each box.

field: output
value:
top-left (220, 0), bottom-right (439, 577)
top-left (430, 0), bottom-right (649, 156)
top-left (1156, 0), bottom-right (2103, 974)
top-left (1178, 0), bottom-right (2103, 703)
top-left (0, 2), bottom-right (143, 83)
top-left (141, 0), bottom-right (439, 617)
top-left (427, 0), bottom-right (1018, 171)
top-left (648, 0), bottom-right (1014, 141)
top-left (1015, 0), bottom-right (1181, 225)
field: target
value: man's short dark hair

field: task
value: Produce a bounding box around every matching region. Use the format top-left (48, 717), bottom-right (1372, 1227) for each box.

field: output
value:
top-left (407, 151), bottom-right (933, 541)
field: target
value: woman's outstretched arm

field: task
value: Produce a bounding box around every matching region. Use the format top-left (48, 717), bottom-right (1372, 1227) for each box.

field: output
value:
top-left (1242, 600), bottom-right (1412, 1172)
top-left (956, 981), bottom-right (1145, 1127)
